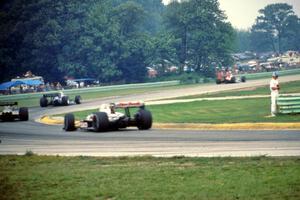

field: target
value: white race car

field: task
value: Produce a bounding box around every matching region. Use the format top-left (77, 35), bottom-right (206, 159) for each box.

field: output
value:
top-left (40, 92), bottom-right (81, 107)
top-left (0, 102), bottom-right (28, 121)
top-left (64, 102), bottom-right (152, 132)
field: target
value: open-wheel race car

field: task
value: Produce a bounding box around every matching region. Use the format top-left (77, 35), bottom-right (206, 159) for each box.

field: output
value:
top-left (216, 70), bottom-right (246, 84)
top-left (64, 102), bottom-right (152, 132)
top-left (40, 92), bottom-right (81, 107)
top-left (0, 102), bottom-right (28, 121)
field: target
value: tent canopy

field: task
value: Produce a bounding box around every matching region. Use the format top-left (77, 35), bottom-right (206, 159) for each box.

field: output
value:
top-left (20, 79), bottom-right (43, 86)
top-left (0, 80), bottom-right (43, 90)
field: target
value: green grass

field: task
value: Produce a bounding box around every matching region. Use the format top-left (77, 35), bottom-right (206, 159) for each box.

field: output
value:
top-left (1, 155), bottom-right (300, 200)
top-left (150, 98), bottom-right (300, 123)
top-left (0, 83), bottom-right (200, 108)
top-left (65, 98), bottom-right (300, 123)
top-left (170, 80), bottom-right (300, 99)
top-left (1, 71), bottom-right (299, 108)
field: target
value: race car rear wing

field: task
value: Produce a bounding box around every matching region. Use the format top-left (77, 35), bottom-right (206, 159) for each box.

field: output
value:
top-left (43, 93), bottom-right (60, 98)
top-left (0, 102), bottom-right (18, 106)
top-left (115, 102), bottom-right (145, 108)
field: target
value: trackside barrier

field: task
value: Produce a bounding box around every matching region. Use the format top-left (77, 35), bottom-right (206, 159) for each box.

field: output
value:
top-left (277, 95), bottom-right (300, 114)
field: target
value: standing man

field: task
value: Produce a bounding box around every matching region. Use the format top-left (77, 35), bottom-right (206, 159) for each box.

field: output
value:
top-left (270, 72), bottom-right (280, 116)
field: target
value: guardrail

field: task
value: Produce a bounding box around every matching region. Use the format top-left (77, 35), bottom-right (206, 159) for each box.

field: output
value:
top-left (277, 95), bottom-right (300, 114)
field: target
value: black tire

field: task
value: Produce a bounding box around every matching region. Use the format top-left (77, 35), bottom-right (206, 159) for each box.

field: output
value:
top-left (19, 107), bottom-right (29, 121)
top-left (136, 109), bottom-right (152, 130)
top-left (1, 114), bottom-right (13, 122)
top-left (216, 79), bottom-right (221, 84)
top-left (241, 76), bottom-right (246, 82)
top-left (40, 97), bottom-right (48, 107)
top-left (75, 95), bottom-right (81, 104)
top-left (230, 77), bottom-right (236, 83)
top-left (64, 113), bottom-right (76, 131)
top-left (62, 96), bottom-right (69, 106)
top-left (53, 99), bottom-right (60, 106)
top-left (92, 112), bottom-right (109, 132)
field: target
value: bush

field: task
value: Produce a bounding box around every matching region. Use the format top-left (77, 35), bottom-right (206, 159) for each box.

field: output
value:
top-left (24, 150), bottom-right (35, 156)
top-left (179, 73), bottom-right (201, 84)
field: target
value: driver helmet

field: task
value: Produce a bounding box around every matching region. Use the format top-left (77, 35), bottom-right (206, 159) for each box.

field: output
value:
top-left (272, 72), bottom-right (278, 77)
top-left (109, 103), bottom-right (116, 114)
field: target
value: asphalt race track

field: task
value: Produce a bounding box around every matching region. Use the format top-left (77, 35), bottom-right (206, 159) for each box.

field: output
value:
top-left (1, 75), bottom-right (300, 157)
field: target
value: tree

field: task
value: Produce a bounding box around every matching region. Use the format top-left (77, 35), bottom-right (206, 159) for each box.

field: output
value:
top-left (164, 0), bottom-right (235, 75)
top-left (111, 1), bottom-right (145, 37)
top-left (148, 31), bottom-right (178, 74)
top-left (251, 3), bottom-right (300, 53)
top-left (234, 29), bottom-right (251, 53)
top-left (0, 0), bottom-right (237, 83)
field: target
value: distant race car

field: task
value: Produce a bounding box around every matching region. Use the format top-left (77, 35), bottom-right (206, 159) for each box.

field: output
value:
top-left (0, 102), bottom-right (28, 121)
top-left (40, 92), bottom-right (81, 107)
top-left (64, 102), bottom-right (152, 132)
top-left (216, 70), bottom-right (246, 84)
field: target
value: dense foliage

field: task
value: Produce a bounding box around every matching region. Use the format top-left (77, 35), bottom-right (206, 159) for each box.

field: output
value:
top-left (234, 30), bottom-right (251, 53)
top-left (0, 0), bottom-right (236, 83)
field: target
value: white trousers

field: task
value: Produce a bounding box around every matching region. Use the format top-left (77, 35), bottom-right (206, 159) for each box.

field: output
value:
top-left (271, 92), bottom-right (279, 115)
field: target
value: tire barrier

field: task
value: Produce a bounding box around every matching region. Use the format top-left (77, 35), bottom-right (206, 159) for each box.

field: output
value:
top-left (277, 95), bottom-right (300, 114)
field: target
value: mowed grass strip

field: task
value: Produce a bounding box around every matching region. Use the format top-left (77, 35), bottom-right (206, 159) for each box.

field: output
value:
top-left (1, 83), bottom-right (194, 108)
top-left (1, 156), bottom-right (300, 200)
top-left (170, 80), bottom-right (300, 99)
top-left (66, 98), bottom-right (300, 123)
top-left (150, 98), bottom-right (300, 123)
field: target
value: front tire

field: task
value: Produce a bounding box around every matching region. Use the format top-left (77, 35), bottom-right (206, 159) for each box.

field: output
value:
top-left (75, 95), bottom-right (81, 104)
top-left (40, 97), bottom-right (48, 107)
top-left (19, 107), bottom-right (29, 121)
top-left (62, 96), bottom-right (69, 106)
top-left (64, 113), bottom-right (76, 131)
top-left (136, 109), bottom-right (152, 130)
top-left (92, 112), bottom-right (109, 132)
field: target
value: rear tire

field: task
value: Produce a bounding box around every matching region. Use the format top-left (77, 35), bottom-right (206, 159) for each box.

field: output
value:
top-left (75, 95), bottom-right (81, 104)
top-left (92, 112), bottom-right (109, 132)
top-left (40, 97), bottom-right (48, 107)
top-left (64, 113), bottom-right (76, 131)
top-left (136, 109), bottom-right (152, 130)
top-left (241, 76), bottom-right (246, 82)
top-left (230, 77), bottom-right (236, 83)
top-left (62, 96), bottom-right (69, 106)
top-left (1, 114), bottom-right (13, 121)
top-left (19, 107), bottom-right (29, 121)
top-left (216, 79), bottom-right (221, 84)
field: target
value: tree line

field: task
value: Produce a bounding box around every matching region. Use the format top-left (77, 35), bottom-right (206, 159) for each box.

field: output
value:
top-left (0, 0), bottom-right (235, 83)
top-left (1, 1), bottom-right (299, 84)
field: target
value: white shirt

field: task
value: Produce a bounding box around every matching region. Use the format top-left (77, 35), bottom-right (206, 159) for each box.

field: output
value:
top-left (270, 78), bottom-right (279, 93)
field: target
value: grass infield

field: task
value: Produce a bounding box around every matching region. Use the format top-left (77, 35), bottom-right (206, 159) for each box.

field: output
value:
top-left (65, 97), bottom-right (300, 123)
top-left (1, 155), bottom-right (300, 200)
top-left (1, 77), bottom-right (299, 108)
top-left (0, 84), bottom-right (193, 108)
top-left (57, 80), bottom-right (300, 123)
top-left (170, 80), bottom-right (300, 99)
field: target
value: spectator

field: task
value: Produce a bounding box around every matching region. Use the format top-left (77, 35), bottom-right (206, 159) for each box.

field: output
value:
top-left (269, 72), bottom-right (280, 117)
